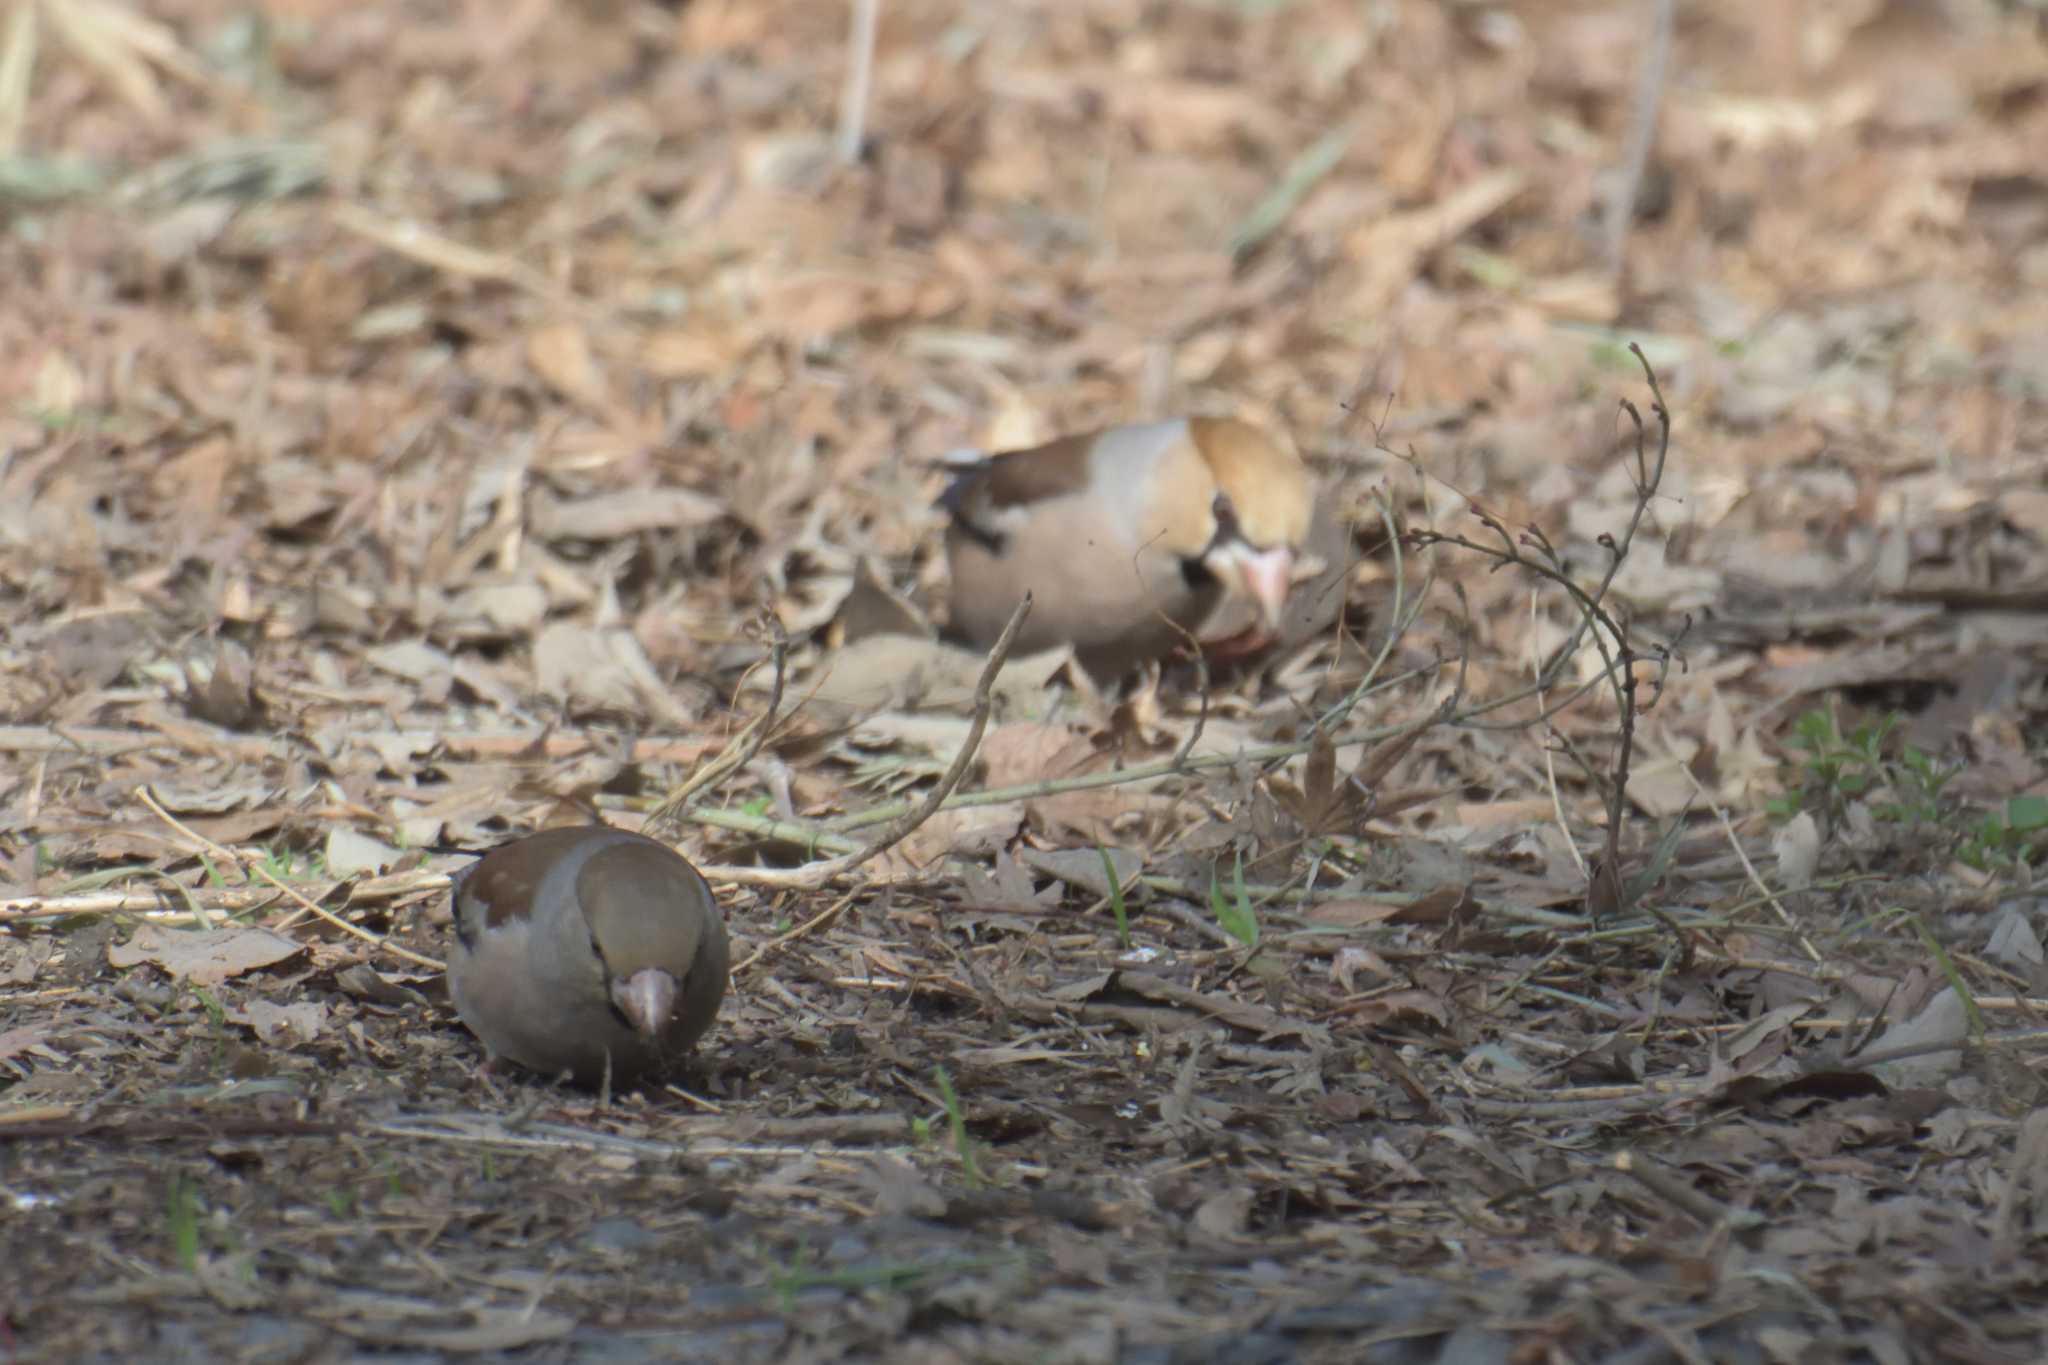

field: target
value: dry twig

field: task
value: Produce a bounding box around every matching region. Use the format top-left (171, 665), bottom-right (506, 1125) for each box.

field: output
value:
top-left (133, 787), bottom-right (444, 971)
top-left (644, 611), bottom-right (791, 843)
top-left (697, 595), bottom-right (1032, 889)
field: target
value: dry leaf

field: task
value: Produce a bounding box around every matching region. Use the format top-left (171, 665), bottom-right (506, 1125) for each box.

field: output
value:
top-left (326, 826), bottom-right (399, 876)
top-left (108, 924), bottom-right (304, 987)
top-left (228, 999), bottom-right (328, 1045)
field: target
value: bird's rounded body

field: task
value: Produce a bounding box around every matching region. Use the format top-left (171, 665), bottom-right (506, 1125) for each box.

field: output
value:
top-left (941, 417), bottom-right (1312, 680)
top-left (446, 827), bottom-right (729, 1086)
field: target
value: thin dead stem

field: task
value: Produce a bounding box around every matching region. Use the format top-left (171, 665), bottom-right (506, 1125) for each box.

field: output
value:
top-left (1601, 0), bottom-right (1677, 273)
top-left (819, 688), bottom-right (1430, 836)
top-left (644, 611), bottom-right (790, 843)
top-left (836, 0), bottom-right (880, 165)
top-left (1404, 345), bottom-right (1680, 923)
top-left (133, 786), bottom-right (445, 971)
top-left (696, 594), bottom-right (1032, 889)
top-left (731, 888), bottom-right (862, 974)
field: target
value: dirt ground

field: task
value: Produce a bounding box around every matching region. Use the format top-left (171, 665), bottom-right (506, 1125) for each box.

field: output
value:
top-left (4, 1), bottom-right (2048, 1361)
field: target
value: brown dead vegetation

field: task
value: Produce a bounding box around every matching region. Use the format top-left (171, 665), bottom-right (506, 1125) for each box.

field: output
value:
top-left (3, 1), bottom-right (2048, 1360)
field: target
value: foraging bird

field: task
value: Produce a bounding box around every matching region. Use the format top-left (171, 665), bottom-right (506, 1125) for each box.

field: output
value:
top-left (939, 417), bottom-right (1313, 681)
top-left (445, 827), bottom-right (730, 1086)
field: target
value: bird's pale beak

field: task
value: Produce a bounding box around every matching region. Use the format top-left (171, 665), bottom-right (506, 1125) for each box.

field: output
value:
top-left (613, 968), bottom-right (678, 1037)
top-left (1232, 546), bottom-right (1297, 631)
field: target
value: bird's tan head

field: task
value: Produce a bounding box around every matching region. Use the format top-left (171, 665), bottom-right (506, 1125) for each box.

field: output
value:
top-left (1184, 417), bottom-right (1312, 631)
top-left (577, 841), bottom-right (714, 1038)
top-left (1189, 418), bottom-right (1312, 551)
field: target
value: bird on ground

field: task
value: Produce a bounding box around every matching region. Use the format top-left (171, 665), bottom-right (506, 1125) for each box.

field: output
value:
top-left (445, 826), bottom-right (730, 1087)
top-left (939, 417), bottom-right (1314, 682)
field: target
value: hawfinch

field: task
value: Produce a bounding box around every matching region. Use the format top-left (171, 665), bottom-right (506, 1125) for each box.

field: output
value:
top-left (939, 417), bottom-right (1313, 680)
top-left (445, 827), bottom-right (730, 1087)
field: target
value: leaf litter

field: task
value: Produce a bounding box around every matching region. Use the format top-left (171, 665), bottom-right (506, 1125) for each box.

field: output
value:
top-left (1, 0), bottom-right (2047, 1361)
